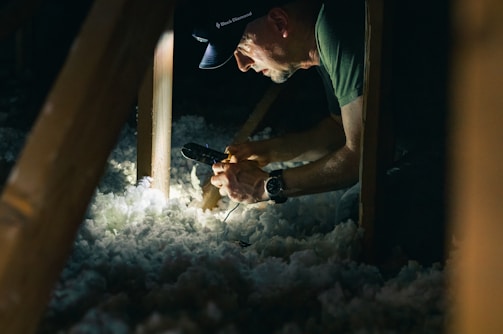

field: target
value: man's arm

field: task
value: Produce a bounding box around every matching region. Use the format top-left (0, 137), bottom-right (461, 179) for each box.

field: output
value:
top-left (211, 96), bottom-right (363, 203)
top-left (281, 95), bottom-right (362, 197)
top-left (227, 113), bottom-right (346, 165)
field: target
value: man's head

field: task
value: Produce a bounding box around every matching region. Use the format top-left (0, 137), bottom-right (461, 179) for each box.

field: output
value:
top-left (192, 0), bottom-right (319, 83)
top-left (193, 0), bottom-right (321, 83)
top-left (192, 1), bottom-right (280, 70)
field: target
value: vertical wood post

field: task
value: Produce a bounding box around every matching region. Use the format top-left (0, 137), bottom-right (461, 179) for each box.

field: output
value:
top-left (0, 0), bottom-right (174, 332)
top-left (137, 23), bottom-right (175, 198)
top-left (449, 0), bottom-right (503, 332)
top-left (359, 0), bottom-right (393, 263)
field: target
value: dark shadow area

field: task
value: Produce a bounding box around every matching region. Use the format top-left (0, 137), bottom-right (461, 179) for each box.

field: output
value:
top-left (375, 0), bottom-right (450, 268)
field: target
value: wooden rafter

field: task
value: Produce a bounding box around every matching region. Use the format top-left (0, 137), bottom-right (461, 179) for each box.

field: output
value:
top-left (0, 0), bottom-right (175, 332)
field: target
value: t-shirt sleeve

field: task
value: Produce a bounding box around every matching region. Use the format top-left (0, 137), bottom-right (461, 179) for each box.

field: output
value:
top-left (316, 0), bottom-right (365, 109)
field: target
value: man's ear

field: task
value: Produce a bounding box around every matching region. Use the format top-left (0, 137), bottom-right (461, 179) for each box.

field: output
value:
top-left (267, 7), bottom-right (289, 38)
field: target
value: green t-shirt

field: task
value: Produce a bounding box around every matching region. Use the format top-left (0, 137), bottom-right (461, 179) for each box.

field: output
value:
top-left (315, 0), bottom-right (365, 112)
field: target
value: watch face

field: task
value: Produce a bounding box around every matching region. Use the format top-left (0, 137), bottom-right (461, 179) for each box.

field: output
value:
top-left (266, 177), bottom-right (282, 196)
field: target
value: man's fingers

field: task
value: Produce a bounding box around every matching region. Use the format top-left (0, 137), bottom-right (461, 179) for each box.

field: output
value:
top-left (210, 174), bottom-right (223, 188)
top-left (211, 174), bottom-right (228, 196)
top-left (212, 162), bottom-right (228, 174)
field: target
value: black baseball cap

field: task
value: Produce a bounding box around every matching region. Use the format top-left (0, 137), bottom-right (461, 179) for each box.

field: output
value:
top-left (192, 1), bottom-right (284, 69)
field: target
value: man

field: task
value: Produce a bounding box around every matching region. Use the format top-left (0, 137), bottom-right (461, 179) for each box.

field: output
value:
top-left (192, 0), bottom-right (365, 223)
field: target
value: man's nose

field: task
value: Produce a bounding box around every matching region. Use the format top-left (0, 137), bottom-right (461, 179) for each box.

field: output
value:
top-left (234, 50), bottom-right (253, 72)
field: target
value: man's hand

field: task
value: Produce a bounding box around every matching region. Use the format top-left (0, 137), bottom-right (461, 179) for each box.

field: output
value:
top-left (211, 160), bottom-right (269, 204)
top-left (226, 141), bottom-right (271, 166)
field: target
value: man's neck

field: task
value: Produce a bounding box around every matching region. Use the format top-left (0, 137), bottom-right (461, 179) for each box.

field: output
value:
top-left (289, 0), bottom-right (322, 68)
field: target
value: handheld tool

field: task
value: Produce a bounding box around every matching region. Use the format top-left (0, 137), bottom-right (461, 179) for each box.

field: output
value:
top-left (181, 142), bottom-right (229, 165)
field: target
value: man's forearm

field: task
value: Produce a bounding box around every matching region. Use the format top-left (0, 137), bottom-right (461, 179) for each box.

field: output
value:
top-left (281, 143), bottom-right (360, 197)
top-left (281, 96), bottom-right (363, 197)
top-left (266, 115), bottom-right (346, 163)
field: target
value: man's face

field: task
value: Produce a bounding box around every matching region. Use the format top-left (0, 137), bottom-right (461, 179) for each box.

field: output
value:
top-left (233, 18), bottom-right (297, 84)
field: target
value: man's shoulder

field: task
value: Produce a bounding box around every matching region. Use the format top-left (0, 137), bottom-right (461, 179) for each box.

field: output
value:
top-left (317, 0), bottom-right (365, 30)
top-left (315, 0), bottom-right (365, 108)
top-left (315, 0), bottom-right (365, 64)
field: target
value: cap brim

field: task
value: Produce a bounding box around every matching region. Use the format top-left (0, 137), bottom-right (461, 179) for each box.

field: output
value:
top-left (199, 42), bottom-right (236, 69)
top-left (198, 20), bottom-right (246, 70)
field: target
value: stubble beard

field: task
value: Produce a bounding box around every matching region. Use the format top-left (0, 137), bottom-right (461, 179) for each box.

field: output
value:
top-left (269, 67), bottom-right (297, 84)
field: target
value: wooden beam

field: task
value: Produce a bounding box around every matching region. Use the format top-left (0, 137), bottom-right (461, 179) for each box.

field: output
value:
top-left (449, 0), bottom-right (503, 332)
top-left (359, 0), bottom-right (393, 263)
top-left (0, 0), bottom-right (174, 332)
top-left (137, 25), bottom-right (175, 197)
top-left (151, 30), bottom-right (174, 197)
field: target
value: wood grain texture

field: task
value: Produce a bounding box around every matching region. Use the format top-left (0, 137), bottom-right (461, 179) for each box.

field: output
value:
top-left (0, 0), bottom-right (174, 332)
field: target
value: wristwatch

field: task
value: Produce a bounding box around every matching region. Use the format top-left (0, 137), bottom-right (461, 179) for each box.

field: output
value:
top-left (264, 169), bottom-right (287, 203)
